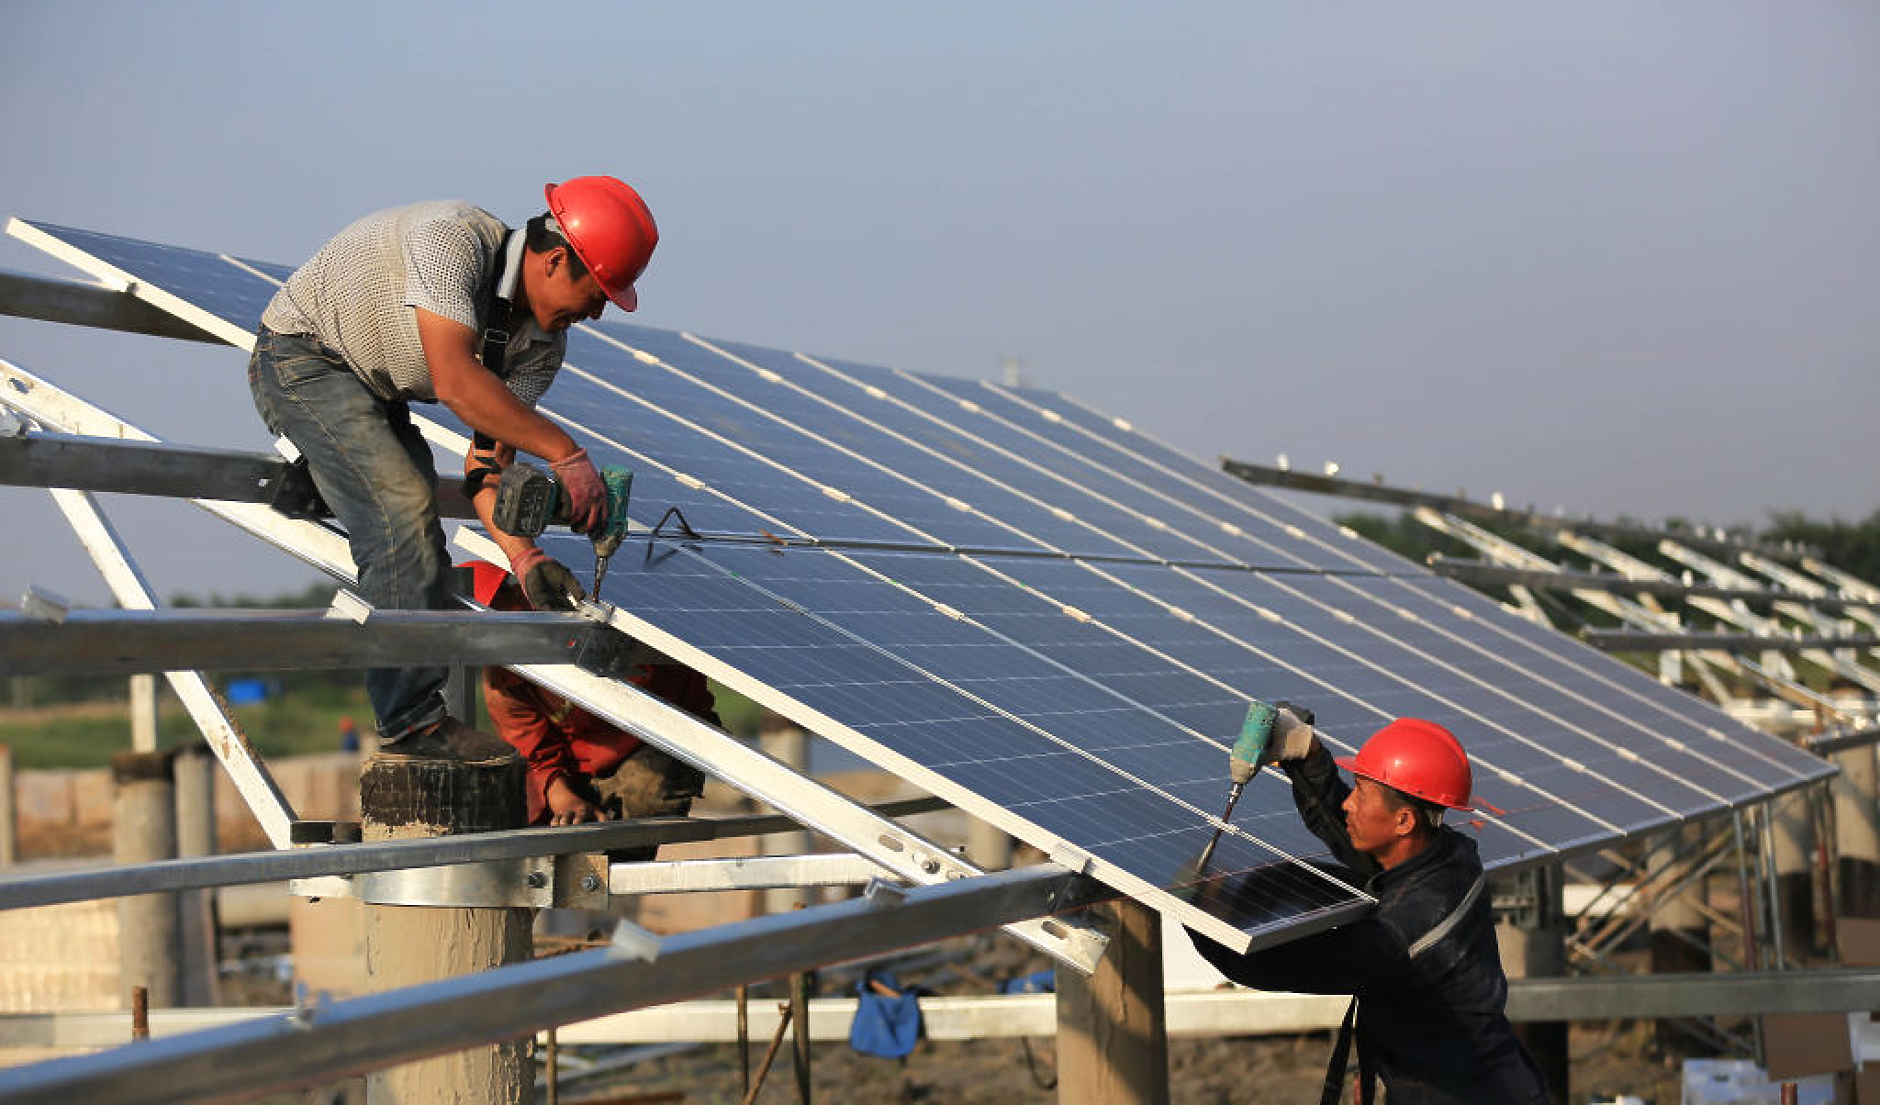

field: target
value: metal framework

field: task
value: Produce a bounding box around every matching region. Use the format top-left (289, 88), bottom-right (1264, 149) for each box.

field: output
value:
top-left (1582, 629), bottom-right (1880, 653)
top-left (0, 268), bottom-right (220, 344)
top-left (0, 798), bottom-right (948, 913)
top-left (0, 605), bottom-right (622, 676)
top-left (8, 969), bottom-right (1876, 1051)
top-left (1430, 556), bottom-right (1880, 615)
top-left (1, 264), bottom-right (1873, 1096)
top-left (0, 355), bottom-right (1110, 970)
top-left (0, 867), bottom-right (1111, 1104)
top-left (0, 427), bottom-right (477, 516)
top-left (1219, 457), bottom-right (1816, 559)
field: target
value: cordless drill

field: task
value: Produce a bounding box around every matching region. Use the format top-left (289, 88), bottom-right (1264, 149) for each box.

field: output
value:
top-left (1194, 700), bottom-right (1281, 872)
top-left (491, 461), bottom-right (634, 594)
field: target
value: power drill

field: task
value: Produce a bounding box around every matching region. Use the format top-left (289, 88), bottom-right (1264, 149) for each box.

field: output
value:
top-left (491, 461), bottom-right (634, 594)
top-left (1194, 700), bottom-right (1281, 872)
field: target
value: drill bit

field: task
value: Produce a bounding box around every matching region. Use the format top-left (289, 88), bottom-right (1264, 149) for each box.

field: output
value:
top-left (1194, 780), bottom-right (1248, 873)
top-left (1192, 700), bottom-right (1279, 876)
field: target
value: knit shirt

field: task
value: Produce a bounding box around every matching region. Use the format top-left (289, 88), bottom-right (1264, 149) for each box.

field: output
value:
top-left (261, 200), bottom-right (563, 404)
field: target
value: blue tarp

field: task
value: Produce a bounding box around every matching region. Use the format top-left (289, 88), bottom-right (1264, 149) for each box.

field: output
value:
top-left (849, 970), bottom-right (921, 1059)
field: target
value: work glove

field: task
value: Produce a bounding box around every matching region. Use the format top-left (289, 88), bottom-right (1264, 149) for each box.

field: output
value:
top-left (550, 447), bottom-right (608, 535)
top-left (1268, 700), bottom-right (1318, 763)
top-left (509, 546), bottom-right (586, 611)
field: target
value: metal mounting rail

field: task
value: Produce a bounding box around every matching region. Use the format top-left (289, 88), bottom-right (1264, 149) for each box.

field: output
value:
top-left (0, 268), bottom-right (222, 344)
top-left (1430, 556), bottom-right (1880, 614)
top-left (1419, 507), bottom-right (1848, 720)
top-left (0, 866), bottom-right (1109, 1105)
top-left (1220, 456), bottom-right (1816, 560)
top-left (0, 606), bottom-right (616, 676)
top-left (1583, 629), bottom-right (1880, 653)
top-left (1805, 726), bottom-right (1880, 755)
top-left (8, 967), bottom-right (1880, 1053)
top-left (0, 428), bottom-right (478, 518)
top-left (0, 797), bottom-right (950, 912)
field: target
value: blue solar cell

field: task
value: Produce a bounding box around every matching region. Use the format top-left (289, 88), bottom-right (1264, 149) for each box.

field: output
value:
top-left (921, 371), bottom-right (1417, 575)
top-left (538, 532), bottom-right (1366, 939)
top-left (546, 358), bottom-right (859, 540)
top-left (614, 326), bottom-right (1240, 565)
top-left (566, 329), bottom-right (1045, 552)
top-left (26, 222), bottom-right (280, 336)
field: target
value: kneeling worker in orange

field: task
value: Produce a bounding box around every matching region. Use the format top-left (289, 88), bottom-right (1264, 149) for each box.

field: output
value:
top-left (468, 561), bottom-right (713, 829)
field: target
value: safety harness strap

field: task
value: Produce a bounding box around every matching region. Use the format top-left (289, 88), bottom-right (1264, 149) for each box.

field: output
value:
top-left (1321, 871), bottom-right (1488, 1104)
top-left (471, 229), bottom-right (528, 452)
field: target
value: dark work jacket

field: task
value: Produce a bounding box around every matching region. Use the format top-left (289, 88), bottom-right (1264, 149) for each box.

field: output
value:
top-left (1191, 744), bottom-right (1547, 1104)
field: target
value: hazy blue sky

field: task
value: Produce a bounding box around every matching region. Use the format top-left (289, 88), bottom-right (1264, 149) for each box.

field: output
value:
top-left (2, 2), bottom-right (1876, 606)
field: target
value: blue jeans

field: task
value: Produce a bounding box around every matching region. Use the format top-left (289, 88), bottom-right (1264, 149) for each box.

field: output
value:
top-left (248, 328), bottom-right (452, 741)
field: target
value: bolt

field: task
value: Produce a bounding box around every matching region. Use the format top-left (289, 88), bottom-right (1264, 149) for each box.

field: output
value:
top-left (921, 858), bottom-right (941, 874)
top-left (526, 871), bottom-right (548, 890)
top-left (581, 873), bottom-right (602, 893)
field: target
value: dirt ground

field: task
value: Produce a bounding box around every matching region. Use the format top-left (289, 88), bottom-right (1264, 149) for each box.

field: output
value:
top-left (559, 1020), bottom-right (1684, 1104)
top-left (533, 931), bottom-right (1688, 1105)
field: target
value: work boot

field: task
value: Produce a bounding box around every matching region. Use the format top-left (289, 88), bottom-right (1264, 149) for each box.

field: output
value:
top-left (374, 717), bottom-right (520, 766)
top-left (597, 746), bottom-right (705, 861)
top-left (597, 746), bottom-right (705, 818)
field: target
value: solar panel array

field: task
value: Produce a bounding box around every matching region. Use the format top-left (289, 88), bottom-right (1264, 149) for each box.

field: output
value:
top-left (7, 218), bottom-right (1833, 951)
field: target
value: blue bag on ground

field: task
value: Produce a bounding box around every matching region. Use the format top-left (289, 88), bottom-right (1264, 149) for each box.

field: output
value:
top-left (849, 970), bottom-right (921, 1058)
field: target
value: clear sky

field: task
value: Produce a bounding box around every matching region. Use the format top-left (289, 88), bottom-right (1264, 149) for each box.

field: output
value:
top-left (2, 2), bottom-right (1876, 607)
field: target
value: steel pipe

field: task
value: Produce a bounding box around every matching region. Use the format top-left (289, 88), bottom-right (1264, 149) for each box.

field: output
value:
top-left (0, 866), bottom-right (1107, 1104)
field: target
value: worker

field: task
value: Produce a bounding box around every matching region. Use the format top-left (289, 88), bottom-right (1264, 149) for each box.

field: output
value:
top-left (247, 177), bottom-right (657, 763)
top-left (1191, 709), bottom-right (1548, 1104)
top-left (470, 561), bottom-right (713, 833)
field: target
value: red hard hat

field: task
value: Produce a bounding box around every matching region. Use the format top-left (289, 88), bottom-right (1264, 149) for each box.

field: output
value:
top-left (544, 176), bottom-right (658, 312)
top-left (1336, 718), bottom-right (1474, 810)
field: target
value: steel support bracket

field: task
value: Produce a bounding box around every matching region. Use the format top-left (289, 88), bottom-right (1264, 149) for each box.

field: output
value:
top-left (290, 851), bottom-right (612, 909)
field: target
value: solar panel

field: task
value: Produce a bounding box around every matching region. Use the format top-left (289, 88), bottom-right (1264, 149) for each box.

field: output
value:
top-left (6, 217), bottom-right (1834, 953)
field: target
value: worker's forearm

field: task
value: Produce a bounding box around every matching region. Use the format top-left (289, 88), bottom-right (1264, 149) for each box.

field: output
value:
top-left (416, 307), bottom-right (578, 463)
top-left (439, 374), bottom-right (577, 462)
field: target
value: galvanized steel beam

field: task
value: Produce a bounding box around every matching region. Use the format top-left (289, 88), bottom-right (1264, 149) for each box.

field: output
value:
top-left (5, 968), bottom-right (1876, 1058)
top-left (1582, 628), bottom-right (1880, 653)
top-left (1220, 457), bottom-right (1813, 560)
top-left (0, 606), bottom-right (613, 675)
top-left (0, 429), bottom-right (477, 516)
top-left (0, 866), bottom-right (1107, 1104)
top-left (1431, 556), bottom-right (1878, 614)
top-left (0, 268), bottom-right (222, 343)
top-left (0, 797), bottom-right (951, 912)
top-left (607, 852), bottom-right (887, 895)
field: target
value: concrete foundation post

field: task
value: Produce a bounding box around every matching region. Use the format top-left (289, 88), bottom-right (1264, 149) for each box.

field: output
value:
top-left (129, 674), bottom-right (159, 754)
top-left (0, 744), bottom-right (15, 866)
top-left (172, 745), bottom-right (221, 1006)
top-left (113, 750), bottom-right (182, 1009)
top-left (965, 817), bottom-right (1014, 871)
top-left (1055, 898), bottom-right (1169, 1105)
top-left (1770, 791), bottom-right (1816, 960)
top-left (362, 757), bottom-right (530, 1104)
top-left (1496, 865), bottom-right (1568, 1104)
top-left (1833, 746), bottom-right (1880, 919)
top-left (1648, 825), bottom-right (1712, 1055)
top-left (760, 722), bottom-right (812, 914)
